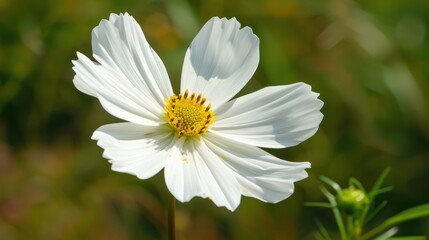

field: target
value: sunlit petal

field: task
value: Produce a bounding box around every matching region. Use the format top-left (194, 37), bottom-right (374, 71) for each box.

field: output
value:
top-left (164, 138), bottom-right (241, 211)
top-left (92, 123), bottom-right (175, 179)
top-left (212, 83), bottom-right (323, 148)
top-left (181, 17), bottom-right (259, 110)
top-left (204, 133), bottom-right (310, 203)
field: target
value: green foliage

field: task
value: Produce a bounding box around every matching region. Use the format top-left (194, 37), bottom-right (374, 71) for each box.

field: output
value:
top-left (309, 168), bottom-right (429, 240)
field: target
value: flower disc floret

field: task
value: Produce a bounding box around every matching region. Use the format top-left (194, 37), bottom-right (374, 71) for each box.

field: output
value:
top-left (164, 89), bottom-right (215, 137)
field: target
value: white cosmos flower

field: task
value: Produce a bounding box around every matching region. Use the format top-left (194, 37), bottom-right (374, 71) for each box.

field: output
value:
top-left (72, 13), bottom-right (323, 211)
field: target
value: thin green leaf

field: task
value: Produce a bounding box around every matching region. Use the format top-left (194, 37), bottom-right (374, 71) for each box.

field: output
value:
top-left (320, 176), bottom-right (342, 193)
top-left (365, 200), bottom-right (388, 223)
top-left (321, 186), bottom-right (336, 202)
top-left (371, 186), bottom-right (394, 197)
top-left (369, 167), bottom-right (391, 199)
top-left (314, 232), bottom-right (325, 240)
top-left (318, 186), bottom-right (347, 240)
top-left (319, 185), bottom-right (347, 240)
top-left (305, 202), bottom-right (334, 208)
top-left (315, 219), bottom-right (332, 240)
top-left (362, 203), bottom-right (429, 239)
top-left (332, 206), bottom-right (347, 240)
top-left (386, 237), bottom-right (427, 240)
top-left (386, 203), bottom-right (429, 225)
top-left (349, 177), bottom-right (365, 191)
top-left (373, 227), bottom-right (398, 240)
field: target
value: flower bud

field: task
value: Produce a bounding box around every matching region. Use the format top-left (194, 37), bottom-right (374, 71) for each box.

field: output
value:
top-left (336, 188), bottom-right (369, 215)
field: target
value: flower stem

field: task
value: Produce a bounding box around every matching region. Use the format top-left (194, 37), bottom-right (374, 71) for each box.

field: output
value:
top-left (168, 196), bottom-right (176, 240)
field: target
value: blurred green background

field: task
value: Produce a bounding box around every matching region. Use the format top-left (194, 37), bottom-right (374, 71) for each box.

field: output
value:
top-left (1, 0), bottom-right (429, 239)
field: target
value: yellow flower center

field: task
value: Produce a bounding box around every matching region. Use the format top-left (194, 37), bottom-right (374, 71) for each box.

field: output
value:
top-left (164, 89), bottom-right (215, 137)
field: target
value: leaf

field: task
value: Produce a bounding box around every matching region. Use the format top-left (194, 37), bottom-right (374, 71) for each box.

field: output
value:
top-left (349, 177), bottom-right (365, 191)
top-left (386, 237), bottom-right (427, 240)
top-left (373, 227), bottom-right (398, 240)
top-left (386, 203), bottom-right (429, 226)
top-left (369, 167), bottom-right (391, 199)
top-left (320, 176), bottom-right (342, 193)
top-left (305, 202), bottom-right (334, 208)
top-left (365, 200), bottom-right (388, 224)
top-left (320, 186), bottom-right (336, 201)
top-left (362, 203), bottom-right (429, 239)
top-left (371, 186), bottom-right (394, 197)
top-left (332, 206), bottom-right (347, 240)
top-left (318, 180), bottom-right (346, 240)
top-left (315, 219), bottom-right (332, 240)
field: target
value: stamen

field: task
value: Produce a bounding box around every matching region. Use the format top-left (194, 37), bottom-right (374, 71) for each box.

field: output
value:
top-left (205, 104), bottom-right (211, 112)
top-left (164, 90), bottom-right (215, 137)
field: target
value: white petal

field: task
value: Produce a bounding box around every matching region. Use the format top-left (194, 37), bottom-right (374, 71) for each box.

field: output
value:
top-left (72, 13), bottom-right (175, 125)
top-left (91, 13), bottom-right (173, 108)
top-left (163, 137), bottom-right (202, 203)
top-left (164, 138), bottom-right (241, 211)
top-left (180, 17), bottom-right (259, 110)
top-left (204, 133), bottom-right (310, 203)
top-left (211, 83), bottom-right (324, 148)
top-left (73, 53), bottom-right (163, 126)
top-left (73, 73), bottom-right (96, 96)
top-left (92, 122), bottom-right (175, 179)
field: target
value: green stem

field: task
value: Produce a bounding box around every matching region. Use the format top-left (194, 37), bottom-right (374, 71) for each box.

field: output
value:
top-left (168, 197), bottom-right (176, 240)
top-left (332, 207), bottom-right (347, 240)
top-left (354, 219), bottom-right (362, 240)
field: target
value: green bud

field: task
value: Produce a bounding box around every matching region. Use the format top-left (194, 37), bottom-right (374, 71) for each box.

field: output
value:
top-left (336, 188), bottom-right (369, 216)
